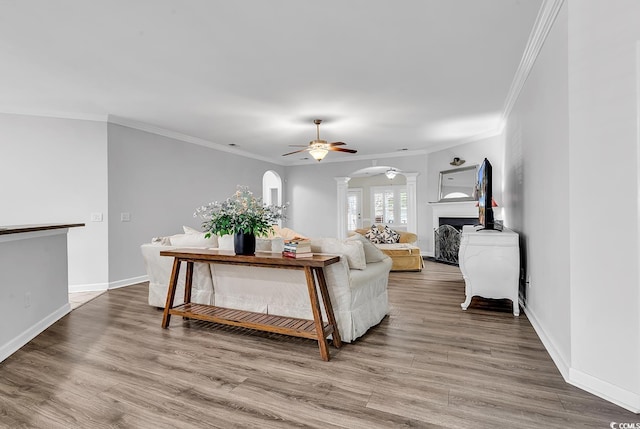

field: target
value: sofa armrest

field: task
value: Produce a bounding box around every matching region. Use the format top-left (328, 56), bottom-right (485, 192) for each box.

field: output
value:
top-left (140, 243), bottom-right (215, 307)
top-left (398, 231), bottom-right (417, 244)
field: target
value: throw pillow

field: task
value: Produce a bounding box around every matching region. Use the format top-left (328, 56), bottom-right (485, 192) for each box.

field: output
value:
top-left (273, 226), bottom-right (309, 240)
top-left (182, 225), bottom-right (219, 247)
top-left (151, 236), bottom-right (172, 246)
top-left (169, 233), bottom-right (217, 247)
top-left (381, 225), bottom-right (401, 244)
top-left (183, 225), bottom-right (201, 234)
top-left (346, 233), bottom-right (386, 263)
top-left (364, 224), bottom-right (383, 244)
top-left (310, 237), bottom-right (366, 270)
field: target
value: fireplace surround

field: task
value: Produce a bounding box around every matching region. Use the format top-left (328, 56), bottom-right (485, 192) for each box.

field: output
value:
top-left (430, 201), bottom-right (478, 264)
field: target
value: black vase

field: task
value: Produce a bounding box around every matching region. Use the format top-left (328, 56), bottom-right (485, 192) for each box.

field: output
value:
top-left (234, 232), bottom-right (256, 255)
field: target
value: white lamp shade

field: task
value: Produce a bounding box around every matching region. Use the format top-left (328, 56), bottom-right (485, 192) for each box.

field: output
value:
top-left (309, 147), bottom-right (328, 161)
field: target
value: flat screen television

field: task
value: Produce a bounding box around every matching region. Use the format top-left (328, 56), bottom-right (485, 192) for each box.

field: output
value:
top-left (477, 158), bottom-right (495, 230)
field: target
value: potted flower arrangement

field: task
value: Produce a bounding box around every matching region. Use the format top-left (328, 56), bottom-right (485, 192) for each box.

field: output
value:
top-left (194, 186), bottom-right (286, 255)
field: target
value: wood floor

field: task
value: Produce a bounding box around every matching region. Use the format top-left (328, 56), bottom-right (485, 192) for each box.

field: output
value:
top-left (1, 261), bottom-right (636, 428)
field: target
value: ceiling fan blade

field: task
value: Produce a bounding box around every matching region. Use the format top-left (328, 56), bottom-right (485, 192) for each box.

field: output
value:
top-left (329, 147), bottom-right (358, 154)
top-left (282, 148), bottom-right (309, 156)
top-left (328, 141), bottom-right (346, 146)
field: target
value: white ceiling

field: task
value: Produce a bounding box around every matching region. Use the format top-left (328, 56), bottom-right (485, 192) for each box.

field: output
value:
top-left (0, 0), bottom-right (542, 164)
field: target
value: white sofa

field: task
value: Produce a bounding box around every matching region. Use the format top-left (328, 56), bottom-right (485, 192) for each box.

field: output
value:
top-left (141, 229), bottom-right (392, 343)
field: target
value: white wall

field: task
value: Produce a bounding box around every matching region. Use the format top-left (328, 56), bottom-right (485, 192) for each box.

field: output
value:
top-left (0, 113), bottom-right (109, 289)
top-left (504, 0), bottom-right (640, 412)
top-left (567, 1), bottom-right (640, 409)
top-left (0, 230), bottom-right (71, 362)
top-left (107, 123), bottom-right (285, 285)
top-left (504, 2), bottom-right (571, 375)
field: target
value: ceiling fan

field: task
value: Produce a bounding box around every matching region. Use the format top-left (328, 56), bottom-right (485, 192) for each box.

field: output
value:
top-left (282, 119), bottom-right (357, 161)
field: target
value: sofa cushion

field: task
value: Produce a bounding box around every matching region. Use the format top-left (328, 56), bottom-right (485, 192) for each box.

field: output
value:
top-left (310, 237), bottom-right (366, 270)
top-left (346, 233), bottom-right (387, 263)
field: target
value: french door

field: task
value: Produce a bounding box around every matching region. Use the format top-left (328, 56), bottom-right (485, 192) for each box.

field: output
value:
top-left (347, 189), bottom-right (363, 231)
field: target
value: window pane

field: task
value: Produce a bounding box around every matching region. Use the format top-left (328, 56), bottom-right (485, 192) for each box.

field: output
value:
top-left (374, 192), bottom-right (384, 223)
top-left (385, 191), bottom-right (394, 224)
top-left (400, 192), bottom-right (408, 224)
top-left (371, 186), bottom-right (407, 227)
top-left (347, 195), bottom-right (358, 230)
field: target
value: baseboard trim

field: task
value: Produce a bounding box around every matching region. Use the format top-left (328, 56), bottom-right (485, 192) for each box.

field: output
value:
top-left (523, 303), bottom-right (640, 413)
top-left (69, 275), bottom-right (149, 293)
top-left (569, 368), bottom-right (640, 413)
top-left (520, 303), bottom-right (570, 380)
top-left (0, 303), bottom-right (71, 363)
top-left (68, 282), bottom-right (109, 293)
top-left (109, 275), bottom-right (148, 290)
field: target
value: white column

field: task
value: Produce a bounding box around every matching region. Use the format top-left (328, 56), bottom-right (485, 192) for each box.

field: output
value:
top-left (335, 177), bottom-right (351, 239)
top-left (404, 172), bottom-right (418, 235)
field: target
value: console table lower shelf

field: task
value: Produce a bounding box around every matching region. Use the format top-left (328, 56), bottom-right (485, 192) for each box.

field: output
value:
top-left (167, 303), bottom-right (334, 340)
top-left (160, 248), bottom-right (342, 361)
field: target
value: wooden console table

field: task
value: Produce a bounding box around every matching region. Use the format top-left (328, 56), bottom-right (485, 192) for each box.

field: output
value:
top-left (160, 249), bottom-right (342, 361)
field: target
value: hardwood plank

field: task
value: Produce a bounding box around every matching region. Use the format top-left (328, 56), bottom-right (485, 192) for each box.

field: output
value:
top-left (0, 260), bottom-right (636, 428)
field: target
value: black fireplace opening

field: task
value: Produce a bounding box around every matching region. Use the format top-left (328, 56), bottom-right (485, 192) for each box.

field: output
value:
top-left (434, 217), bottom-right (478, 265)
top-left (438, 217), bottom-right (478, 230)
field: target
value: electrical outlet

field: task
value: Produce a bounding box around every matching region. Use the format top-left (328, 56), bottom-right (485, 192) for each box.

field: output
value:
top-left (24, 292), bottom-right (31, 308)
top-left (120, 212), bottom-right (131, 222)
top-left (91, 212), bottom-right (103, 222)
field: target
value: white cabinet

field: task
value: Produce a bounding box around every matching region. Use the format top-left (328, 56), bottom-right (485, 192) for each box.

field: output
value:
top-left (458, 225), bottom-right (520, 316)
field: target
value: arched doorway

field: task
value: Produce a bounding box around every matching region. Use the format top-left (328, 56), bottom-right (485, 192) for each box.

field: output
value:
top-left (335, 167), bottom-right (418, 239)
top-left (263, 170), bottom-right (283, 226)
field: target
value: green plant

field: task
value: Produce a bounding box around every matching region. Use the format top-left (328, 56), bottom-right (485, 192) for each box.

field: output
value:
top-left (194, 186), bottom-right (286, 237)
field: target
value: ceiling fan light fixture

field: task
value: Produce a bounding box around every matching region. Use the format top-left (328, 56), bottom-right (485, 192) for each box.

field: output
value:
top-left (310, 147), bottom-right (328, 161)
top-left (282, 119), bottom-right (356, 160)
top-left (385, 169), bottom-right (398, 179)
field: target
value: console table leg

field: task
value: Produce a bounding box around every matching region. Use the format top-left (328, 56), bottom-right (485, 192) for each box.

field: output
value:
top-left (162, 258), bottom-right (182, 328)
top-left (304, 267), bottom-right (330, 361)
top-left (184, 261), bottom-right (194, 303)
top-left (183, 261), bottom-right (194, 320)
top-left (314, 267), bottom-right (342, 348)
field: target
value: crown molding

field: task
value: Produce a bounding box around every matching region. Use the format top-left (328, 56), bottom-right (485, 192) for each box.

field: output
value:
top-left (0, 108), bottom-right (107, 122)
top-left (499, 0), bottom-right (565, 131)
top-left (107, 115), bottom-right (284, 166)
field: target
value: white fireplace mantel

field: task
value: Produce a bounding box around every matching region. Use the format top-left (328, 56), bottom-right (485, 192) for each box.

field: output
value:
top-left (429, 201), bottom-right (478, 231)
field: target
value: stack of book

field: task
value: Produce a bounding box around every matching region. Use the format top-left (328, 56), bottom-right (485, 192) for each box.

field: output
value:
top-left (282, 240), bottom-right (313, 258)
